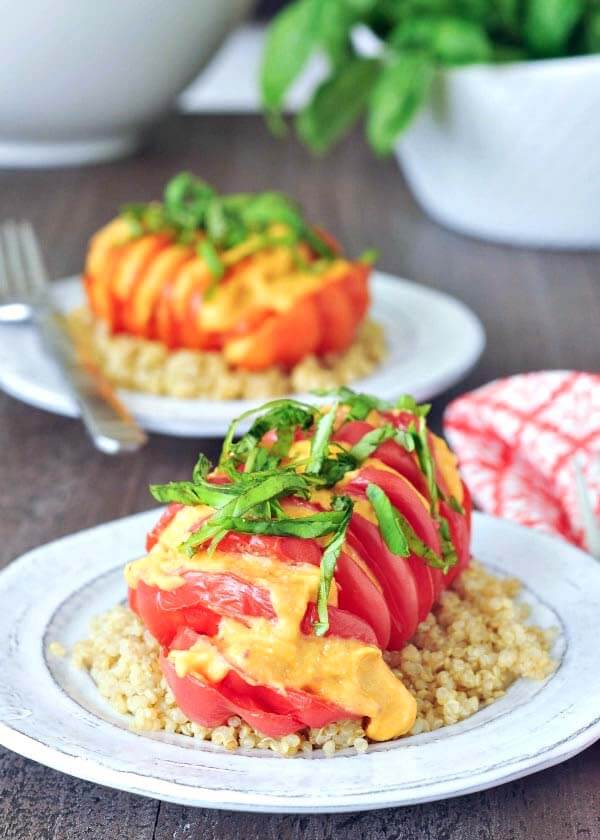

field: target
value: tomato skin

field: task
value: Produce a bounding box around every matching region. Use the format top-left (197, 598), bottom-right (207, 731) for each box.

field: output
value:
top-left (130, 581), bottom-right (221, 646)
top-left (217, 531), bottom-right (322, 567)
top-left (301, 603), bottom-right (379, 647)
top-left (159, 571), bottom-right (275, 618)
top-left (439, 495), bottom-right (471, 586)
top-left (334, 421), bottom-right (429, 499)
top-left (333, 550), bottom-right (391, 649)
top-left (161, 655), bottom-right (301, 737)
top-left (347, 515), bottom-right (419, 649)
top-left (162, 628), bottom-right (360, 737)
top-left (146, 503), bottom-right (183, 551)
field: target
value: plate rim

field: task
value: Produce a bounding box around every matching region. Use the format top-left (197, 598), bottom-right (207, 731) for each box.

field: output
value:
top-left (0, 511), bottom-right (598, 812)
top-left (0, 272), bottom-right (485, 436)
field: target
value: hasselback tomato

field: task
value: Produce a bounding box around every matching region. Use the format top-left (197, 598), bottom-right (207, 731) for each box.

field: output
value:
top-left (126, 389), bottom-right (471, 741)
top-left (83, 175), bottom-right (372, 371)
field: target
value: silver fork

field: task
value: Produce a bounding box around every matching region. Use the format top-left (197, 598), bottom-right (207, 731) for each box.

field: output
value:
top-left (0, 220), bottom-right (147, 454)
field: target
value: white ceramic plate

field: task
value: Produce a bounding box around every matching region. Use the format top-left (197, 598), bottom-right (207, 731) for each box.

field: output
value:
top-left (0, 512), bottom-right (598, 812)
top-left (0, 273), bottom-right (484, 437)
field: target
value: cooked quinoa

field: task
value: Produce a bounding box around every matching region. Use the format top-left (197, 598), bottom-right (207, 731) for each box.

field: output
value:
top-left (69, 562), bottom-right (555, 757)
top-left (66, 307), bottom-right (386, 400)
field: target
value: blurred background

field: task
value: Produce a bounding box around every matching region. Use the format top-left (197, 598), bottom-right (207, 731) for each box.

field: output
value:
top-left (2, 0), bottom-right (600, 247)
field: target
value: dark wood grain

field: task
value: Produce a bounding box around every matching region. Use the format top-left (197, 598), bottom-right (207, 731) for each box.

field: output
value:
top-left (0, 114), bottom-right (598, 840)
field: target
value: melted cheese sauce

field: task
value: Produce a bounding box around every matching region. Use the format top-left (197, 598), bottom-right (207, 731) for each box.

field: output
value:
top-left (199, 250), bottom-right (351, 332)
top-left (170, 616), bottom-right (416, 740)
top-left (431, 436), bottom-right (464, 504)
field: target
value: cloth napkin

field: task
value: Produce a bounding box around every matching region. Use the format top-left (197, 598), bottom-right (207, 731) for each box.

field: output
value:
top-left (443, 371), bottom-right (600, 551)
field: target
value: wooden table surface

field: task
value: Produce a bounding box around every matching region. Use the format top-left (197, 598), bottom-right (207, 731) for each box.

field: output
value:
top-left (0, 115), bottom-right (598, 840)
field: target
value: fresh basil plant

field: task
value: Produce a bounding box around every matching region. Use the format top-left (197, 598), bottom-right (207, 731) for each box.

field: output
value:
top-left (261, 0), bottom-right (600, 155)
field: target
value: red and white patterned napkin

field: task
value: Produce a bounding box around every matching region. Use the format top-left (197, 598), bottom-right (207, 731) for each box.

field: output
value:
top-left (443, 371), bottom-right (600, 551)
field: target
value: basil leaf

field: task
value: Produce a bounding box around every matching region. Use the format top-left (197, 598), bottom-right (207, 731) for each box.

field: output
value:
top-left (205, 198), bottom-right (229, 245)
top-left (270, 425), bottom-right (294, 460)
top-left (192, 454), bottom-right (212, 484)
top-left (410, 417), bottom-right (438, 510)
top-left (314, 387), bottom-right (393, 420)
top-left (198, 239), bottom-right (224, 280)
top-left (395, 512), bottom-right (454, 572)
top-left (366, 51), bottom-right (433, 155)
top-left (296, 58), bottom-right (380, 154)
top-left (307, 403), bottom-right (338, 475)
top-left (358, 248), bottom-right (379, 264)
top-left (524, 0), bottom-right (584, 56)
top-left (349, 424), bottom-right (397, 461)
top-left (394, 428), bottom-right (416, 453)
top-left (260, 0), bottom-right (323, 112)
top-left (239, 191), bottom-right (305, 233)
top-left (449, 496), bottom-right (465, 515)
top-left (149, 480), bottom-right (237, 508)
top-left (314, 497), bottom-right (354, 636)
top-left (181, 518), bottom-right (232, 557)
top-left (318, 452), bottom-right (358, 486)
top-left (226, 473), bottom-right (311, 518)
top-left (395, 394), bottom-right (431, 417)
top-left (318, 1), bottom-right (355, 67)
top-left (228, 509), bottom-right (347, 538)
top-left (585, 9), bottom-right (600, 52)
top-left (221, 398), bottom-right (314, 465)
top-left (366, 483), bottom-right (410, 557)
top-left (390, 16), bottom-right (493, 64)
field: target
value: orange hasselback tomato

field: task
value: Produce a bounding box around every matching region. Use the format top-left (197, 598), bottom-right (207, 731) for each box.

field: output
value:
top-left (83, 221), bottom-right (371, 370)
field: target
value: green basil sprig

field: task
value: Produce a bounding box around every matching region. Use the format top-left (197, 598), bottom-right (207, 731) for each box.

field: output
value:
top-left (120, 173), bottom-right (337, 284)
top-left (261, 0), bottom-right (597, 155)
top-left (313, 496), bottom-right (354, 636)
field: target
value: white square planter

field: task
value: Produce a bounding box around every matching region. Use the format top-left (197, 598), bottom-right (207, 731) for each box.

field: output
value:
top-left (396, 55), bottom-right (600, 249)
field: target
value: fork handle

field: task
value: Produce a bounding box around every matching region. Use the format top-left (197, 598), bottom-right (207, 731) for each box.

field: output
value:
top-left (36, 310), bottom-right (148, 454)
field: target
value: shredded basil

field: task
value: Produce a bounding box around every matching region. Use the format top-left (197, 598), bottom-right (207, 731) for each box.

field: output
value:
top-left (395, 394), bottom-right (431, 417)
top-left (366, 484), bottom-right (409, 557)
top-left (313, 496), bottom-right (353, 636)
top-left (449, 496), bottom-right (465, 515)
top-left (306, 403), bottom-right (338, 475)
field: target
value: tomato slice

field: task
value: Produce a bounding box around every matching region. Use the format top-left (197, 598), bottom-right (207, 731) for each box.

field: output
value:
top-left (130, 580), bottom-right (221, 645)
top-left (162, 627), bottom-right (360, 737)
top-left (439, 496), bottom-right (471, 586)
top-left (161, 654), bottom-right (302, 737)
top-left (333, 549), bottom-right (391, 649)
top-left (146, 503), bottom-right (183, 551)
top-left (131, 573), bottom-right (380, 648)
top-left (216, 531), bottom-right (322, 567)
top-left (300, 603), bottom-right (378, 647)
top-left (334, 421), bottom-right (429, 499)
top-left (347, 515), bottom-right (419, 649)
top-left (158, 571), bottom-right (275, 618)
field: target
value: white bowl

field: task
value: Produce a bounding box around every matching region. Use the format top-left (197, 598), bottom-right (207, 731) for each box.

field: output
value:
top-left (0, 0), bottom-right (252, 168)
top-left (396, 55), bottom-right (600, 249)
